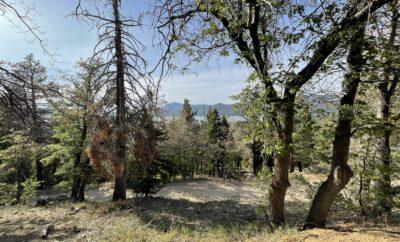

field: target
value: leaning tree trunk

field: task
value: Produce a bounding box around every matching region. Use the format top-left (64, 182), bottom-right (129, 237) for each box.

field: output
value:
top-left (268, 97), bottom-right (295, 226)
top-left (112, 0), bottom-right (127, 201)
top-left (304, 23), bottom-right (366, 229)
top-left (371, 3), bottom-right (398, 215)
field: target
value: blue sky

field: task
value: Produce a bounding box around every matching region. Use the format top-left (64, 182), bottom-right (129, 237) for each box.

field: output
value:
top-left (0, 0), bottom-right (248, 104)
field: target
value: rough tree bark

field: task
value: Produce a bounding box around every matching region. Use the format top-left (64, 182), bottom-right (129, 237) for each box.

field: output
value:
top-left (77, 157), bottom-right (90, 201)
top-left (372, 2), bottom-right (399, 214)
top-left (304, 23), bottom-right (367, 229)
top-left (269, 95), bottom-right (295, 226)
top-left (112, 0), bottom-right (127, 201)
top-left (71, 153), bottom-right (83, 201)
top-left (156, 0), bottom-right (391, 227)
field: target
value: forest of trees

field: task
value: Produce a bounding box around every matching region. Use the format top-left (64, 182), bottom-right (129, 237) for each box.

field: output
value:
top-left (1, 0), bottom-right (400, 238)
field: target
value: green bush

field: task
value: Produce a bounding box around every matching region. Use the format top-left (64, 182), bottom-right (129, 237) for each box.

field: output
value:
top-left (21, 178), bottom-right (40, 204)
top-left (0, 183), bottom-right (17, 205)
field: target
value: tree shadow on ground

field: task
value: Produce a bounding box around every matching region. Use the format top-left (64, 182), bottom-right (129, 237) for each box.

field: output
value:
top-left (326, 210), bottom-right (400, 235)
top-left (0, 232), bottom-right (39, 242)
top-left (127, 197), bottom-right (265, 233)
top-left (285, 200), bottom-right (310, 228)
top-left (125, 195), bottom-right (316, 233)
top-left (0, 204), bottom-right (80, 242)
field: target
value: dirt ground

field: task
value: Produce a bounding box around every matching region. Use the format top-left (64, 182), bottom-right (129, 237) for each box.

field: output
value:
top-left (1, 171), bottom-right (399, 241)
top-left (36, 172), bottom-right (317, 204)
top-left (156, 176), bottom-right (261, 203)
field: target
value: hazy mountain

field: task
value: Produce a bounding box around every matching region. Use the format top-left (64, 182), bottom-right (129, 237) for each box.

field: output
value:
top-left (162, 102), bottom-right (237, 117)
top-left (304, 93), bottom-right (339, 114)
top-left (162, 94), bottom-right (338, 118)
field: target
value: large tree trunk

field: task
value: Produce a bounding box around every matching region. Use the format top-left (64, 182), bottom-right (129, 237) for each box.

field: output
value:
top-left (269, 98), bottom-right (295, 226)
top-left (70, 152), bottom-right (82, 201)
top-left (77, 157), bottom-right (90, 201)
top-left (304, 23), bottom-right (366, 229)
top-left (371, 3), bottom-right (398, 215)
top-left (112, 0), bottom-right (127, 201)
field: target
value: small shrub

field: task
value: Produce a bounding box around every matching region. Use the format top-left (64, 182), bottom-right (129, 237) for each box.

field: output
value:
top-left (0, 183), bottom-right (17, 205)
top-left (21, 178), bottom-right (40, 204)
top-left (254, 167), bottom-right (274, 222)
top-left (132, 176), bottom-right (160, 197)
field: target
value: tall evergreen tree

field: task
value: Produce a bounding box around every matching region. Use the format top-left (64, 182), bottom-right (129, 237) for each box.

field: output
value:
top-left (206, 108), bottom-right (221, 144)
top-left (180, 98), bottom-right (196, 124)
top-left (7, 54), bottom-right (48, 189)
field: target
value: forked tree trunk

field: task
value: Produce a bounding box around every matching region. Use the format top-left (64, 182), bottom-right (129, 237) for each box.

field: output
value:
top-left (269, 98), bottom-right (295, 226)
top-left (372, 3), bottom-right (398, 215)
top-left (304, 23), bottom-right (366, 229)
top-left (112, 0), bottom-right (127, 201)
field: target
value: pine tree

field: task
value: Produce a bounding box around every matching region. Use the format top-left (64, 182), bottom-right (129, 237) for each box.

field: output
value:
top-left (180, 98), bottom-right (196, 124)
top-left (0, 132), bottom-right (38, 204)
top-left (7, 54), bottom-right (49, 189)
top-left (206, 108), bottom-right (221, 144)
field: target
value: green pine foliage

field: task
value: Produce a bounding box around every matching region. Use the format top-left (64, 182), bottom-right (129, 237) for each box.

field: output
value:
top-left (0, 132), bottom-right (39, 204)
top-left (41, 104), bottom-right (83, 189)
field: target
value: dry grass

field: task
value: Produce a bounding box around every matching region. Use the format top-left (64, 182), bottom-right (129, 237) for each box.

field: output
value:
top-left (0, 170), bottom-right (399, 241)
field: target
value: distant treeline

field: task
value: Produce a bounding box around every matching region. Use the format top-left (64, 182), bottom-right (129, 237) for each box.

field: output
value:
top-left (162, 102), bottom-right (237, 117)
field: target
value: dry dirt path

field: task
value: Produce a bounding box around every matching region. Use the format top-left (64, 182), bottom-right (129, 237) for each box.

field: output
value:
top-left (156, 177), bottom-right (261, 204)
top-left (3, 173), bottom-right (400, 242)
top-left (39, 172), bottom-right (320, 203)
top-left (38, 176), bottom-right (262, 203)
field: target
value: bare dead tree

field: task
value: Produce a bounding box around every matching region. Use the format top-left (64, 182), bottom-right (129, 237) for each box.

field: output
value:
top-left (74, 0), bottom-right (161, 201)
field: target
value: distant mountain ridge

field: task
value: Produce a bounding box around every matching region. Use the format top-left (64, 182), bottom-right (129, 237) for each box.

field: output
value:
top-left (162, 94), bottom-right (338, 117)
top-left (162, 102), bottom-right (237, 117)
